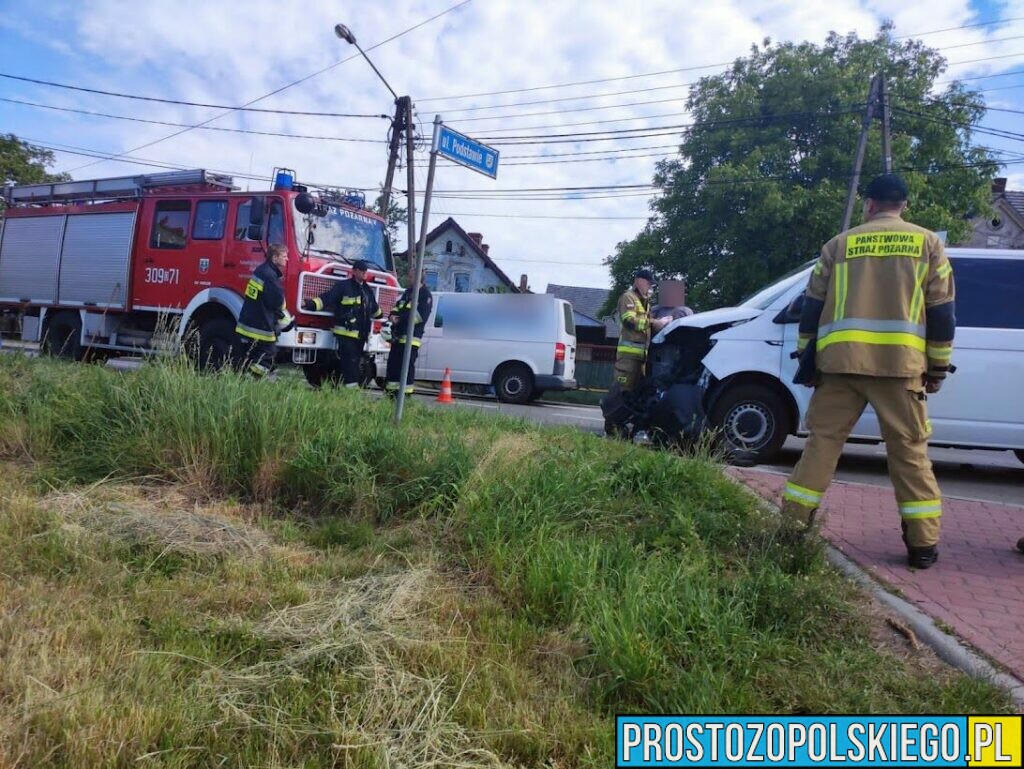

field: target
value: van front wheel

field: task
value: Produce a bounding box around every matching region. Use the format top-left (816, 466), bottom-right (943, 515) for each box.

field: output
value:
top-left (709, 383), bottom-right (789, 464)
top-left (494, 363), bottom-right (534, 404)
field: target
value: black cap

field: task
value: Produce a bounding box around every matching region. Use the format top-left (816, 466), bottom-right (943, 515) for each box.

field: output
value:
top-left (865, 174), bottom-right (909, 203)
top-left (634, 268), bottom-right (655, 282)
top-left (352, 259), bottom-right (370, 271)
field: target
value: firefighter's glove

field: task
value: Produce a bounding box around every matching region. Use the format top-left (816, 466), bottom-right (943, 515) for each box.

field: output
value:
top-left (301, 299), bottom-right (315, 312)
top-left (280, 319), bottom-right (296, 333)
top-left (922, 374), bottom-right (943, 394)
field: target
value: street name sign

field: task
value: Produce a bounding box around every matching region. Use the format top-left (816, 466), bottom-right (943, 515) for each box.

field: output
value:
top-left (436, 125), bottom-right (499, 178)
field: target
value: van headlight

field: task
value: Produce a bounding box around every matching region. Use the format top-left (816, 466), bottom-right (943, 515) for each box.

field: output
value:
top-left (297, 330), bottom-right (317, 346)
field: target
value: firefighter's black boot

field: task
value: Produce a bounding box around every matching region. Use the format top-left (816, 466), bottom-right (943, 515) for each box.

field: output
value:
top-left (907, 545), bottom-right (939, 570)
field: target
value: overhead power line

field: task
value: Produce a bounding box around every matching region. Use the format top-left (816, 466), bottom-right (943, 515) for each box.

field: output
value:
top-left (21, 138), bottom-right (378, 189)
top-left (66, 0), bottom-right (471, 173)
top-left (0, 97), bottom-right (387, 142)
top-left (0, 73), bottom-right (388, 118)
top-left (418, 17), bottom-right (1024, 103)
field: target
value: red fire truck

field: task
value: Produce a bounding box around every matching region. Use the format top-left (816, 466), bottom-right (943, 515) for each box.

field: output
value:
top-left (0, 168), bottom-right (402, 386)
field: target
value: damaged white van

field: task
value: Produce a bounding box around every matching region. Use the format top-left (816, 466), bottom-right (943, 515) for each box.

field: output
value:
top-left (649, 248), bottom-right (1024, 464)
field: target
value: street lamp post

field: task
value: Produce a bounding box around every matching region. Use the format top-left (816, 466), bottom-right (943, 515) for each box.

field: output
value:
top-left (335, 22), bottom-right (419, 424)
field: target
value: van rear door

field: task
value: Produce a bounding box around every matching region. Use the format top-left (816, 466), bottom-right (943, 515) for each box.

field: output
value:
top-left (558, 299), bottom-right (577, 381)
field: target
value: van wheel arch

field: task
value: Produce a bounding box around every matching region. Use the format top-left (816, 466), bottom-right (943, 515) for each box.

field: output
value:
top-left (706, 373), bottom-right (798, 463)
top-left (493, 361), bottom-right (534, 404)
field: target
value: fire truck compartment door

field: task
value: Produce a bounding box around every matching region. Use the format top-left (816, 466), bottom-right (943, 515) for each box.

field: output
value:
top-left (58, 212), bottom-right (137, 309)
top-left (0, 215), bottom-right (65, 304)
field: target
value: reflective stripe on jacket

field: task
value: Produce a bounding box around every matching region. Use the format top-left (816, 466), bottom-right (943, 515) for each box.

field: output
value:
top-left (236, 260), bottom-right (288, 343)
top-left (311, 277), bottom-right (383, 341)
top-left (617, 287), bottom-right (651, 359)
top-left (803, 212), bottom-right (956, 378)
top-left (392, 285), bottom-right (433, 343)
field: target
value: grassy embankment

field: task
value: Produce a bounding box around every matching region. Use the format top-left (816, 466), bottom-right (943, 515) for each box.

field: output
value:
top-left (0, 356), bottom-right (1011, 767)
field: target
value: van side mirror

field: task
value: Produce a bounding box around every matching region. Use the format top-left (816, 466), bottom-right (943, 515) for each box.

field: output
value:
top-left (434, 315), bottom-right (444, 328)
top-left (773, 293), bottom-right (805, 324)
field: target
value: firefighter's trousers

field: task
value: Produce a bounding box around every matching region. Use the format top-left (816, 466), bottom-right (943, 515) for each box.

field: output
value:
top-left (385, 342), bottom-right (419, 396)
top-left (612, 353), bottom-right (645, 393)
top-left (336, 336), bottom-right (364, 388)
top-left (782, 374), bottom-right (942, 548)
top-left (236, 337), bottom-right (276, 378)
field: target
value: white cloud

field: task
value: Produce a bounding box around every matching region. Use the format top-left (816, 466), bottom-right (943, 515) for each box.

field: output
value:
top-left (4, 0), bottom-right (1022, 291)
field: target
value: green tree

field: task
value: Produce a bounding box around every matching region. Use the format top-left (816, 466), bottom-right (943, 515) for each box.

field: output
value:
top-left (374, 189), bottom-right (409, 272)
top-left (605, 30), bottom-right (999, 311)
top-left (1, 134), bottom-right (69, 196)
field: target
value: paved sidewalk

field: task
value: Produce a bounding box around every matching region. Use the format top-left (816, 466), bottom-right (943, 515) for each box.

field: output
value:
top-left (729, 467), bottom-right (1024, 682)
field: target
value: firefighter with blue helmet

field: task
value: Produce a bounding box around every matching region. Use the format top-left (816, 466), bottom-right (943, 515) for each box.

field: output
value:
top-left (782, 174), bottom-right (956, 569)
top-left (234, 243), bottom-right (294, 377)
top-left (301, 259), bottom-right (382, 388)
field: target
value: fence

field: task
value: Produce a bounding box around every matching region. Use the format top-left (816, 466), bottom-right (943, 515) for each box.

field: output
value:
top-left (575, 343), bottom-right (616, 390)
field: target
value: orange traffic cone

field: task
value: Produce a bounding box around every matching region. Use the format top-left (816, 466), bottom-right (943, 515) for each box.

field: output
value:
top-left (436, 368), bottom-right (455, 403)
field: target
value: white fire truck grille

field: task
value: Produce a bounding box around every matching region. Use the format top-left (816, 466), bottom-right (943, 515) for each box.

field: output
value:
top-left (298, 272), bottom-right (402, 318)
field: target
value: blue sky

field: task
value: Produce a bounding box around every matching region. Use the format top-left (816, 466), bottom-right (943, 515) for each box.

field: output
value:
top-left (3, 0), bottom-right (1024, 290)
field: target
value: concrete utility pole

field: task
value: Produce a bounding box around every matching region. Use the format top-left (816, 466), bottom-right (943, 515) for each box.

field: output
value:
top-left (841, 73), bottom-right (889, 231)
top-left (379, 98), bottom-right (408, 222)
top-left (394, 97), bottom-right (418, 424)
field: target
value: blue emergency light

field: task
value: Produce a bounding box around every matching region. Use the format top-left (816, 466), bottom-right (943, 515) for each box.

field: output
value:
top-left (273, 168), bottom-right (296, 190)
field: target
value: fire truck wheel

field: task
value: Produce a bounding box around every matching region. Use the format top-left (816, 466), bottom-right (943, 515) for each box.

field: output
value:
top-left (302, 361), bottom-right (342, 388)
top-left (359, 356), bottom-right (376, 388)
top-left (43, 311), bottom-right (83, 361)
top-left (195, 318), bottom-right (237, 372)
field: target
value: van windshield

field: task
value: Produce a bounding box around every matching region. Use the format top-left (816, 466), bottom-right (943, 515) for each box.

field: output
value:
top-left (739, 262), bottom-right (815, 309)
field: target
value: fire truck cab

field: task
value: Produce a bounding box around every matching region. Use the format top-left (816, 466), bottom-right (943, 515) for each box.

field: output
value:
top-left (0, 169), bottom-right (402, 386)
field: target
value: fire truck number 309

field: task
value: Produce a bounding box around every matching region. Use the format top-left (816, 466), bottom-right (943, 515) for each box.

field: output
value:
top-left (144, 267), bottom-right (180, 285)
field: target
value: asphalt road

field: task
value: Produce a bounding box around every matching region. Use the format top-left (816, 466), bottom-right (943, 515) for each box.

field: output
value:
top-left (426, 393), bottom-right (1024, 508)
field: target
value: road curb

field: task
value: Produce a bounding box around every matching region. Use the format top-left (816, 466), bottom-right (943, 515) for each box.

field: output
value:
top-left (826, 545), bottom-right (1024, 711)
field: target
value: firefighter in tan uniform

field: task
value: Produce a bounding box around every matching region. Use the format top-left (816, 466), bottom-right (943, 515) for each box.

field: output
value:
top-left (613, 269), bottom-right (670, 393)
top-left (782, 175), bottom-right (955, 569)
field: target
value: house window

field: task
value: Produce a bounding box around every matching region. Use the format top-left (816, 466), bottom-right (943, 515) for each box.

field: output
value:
top-left (445, 240), bottom-right (453, 253)
top-left (454, 272), bottom-right (470, 293)
top-left (424, 270), bottom-right (439, 291)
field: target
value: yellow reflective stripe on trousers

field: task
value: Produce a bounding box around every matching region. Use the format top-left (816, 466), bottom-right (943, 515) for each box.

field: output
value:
top-left (333, 328), bottom-right (360, 339)
top-left (617, 341), bottom-right (646, 356)
top-left (833, 262), bottom-right (848, 321)
top-left (235, 324), bottom-right (276, 343)
top-left (341, 297), bottom-right (360, 306)
top-left (783, 482), bottom-right (823, 508)
top-left (909, 261), bottom-right (929, 324)
top-left (899, 499), bottom-right (942, 518)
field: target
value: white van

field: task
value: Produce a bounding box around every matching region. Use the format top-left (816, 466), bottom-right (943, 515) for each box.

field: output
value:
top-left (651, 248), bottom-right (1024, 464)
top-left (375, 292), bottom-right (577, 403)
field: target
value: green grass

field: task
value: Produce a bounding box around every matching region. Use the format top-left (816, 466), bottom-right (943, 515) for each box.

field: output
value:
top-left (0, 355), bottom-right (1012, 766)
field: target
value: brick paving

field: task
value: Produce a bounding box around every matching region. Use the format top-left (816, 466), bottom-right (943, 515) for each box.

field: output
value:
top-left (728, 467), bottom-right (1024, 682)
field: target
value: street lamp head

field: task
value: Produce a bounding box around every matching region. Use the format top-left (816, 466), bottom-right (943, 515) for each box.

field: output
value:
top-left (334, 24), bottom-right (357, 45)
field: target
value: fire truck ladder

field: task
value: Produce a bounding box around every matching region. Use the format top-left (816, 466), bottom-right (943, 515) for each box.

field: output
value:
top-left (3, 169), bottom-right (236, 206)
